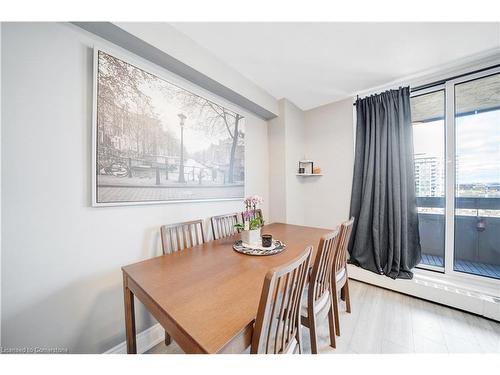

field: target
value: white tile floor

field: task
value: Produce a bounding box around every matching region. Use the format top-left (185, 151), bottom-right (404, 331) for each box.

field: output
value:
top-left (146, 280), bottom-right (500, 354)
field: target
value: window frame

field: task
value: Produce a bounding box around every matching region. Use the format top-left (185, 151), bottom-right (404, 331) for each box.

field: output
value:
top-left (411, 66), bottom-right (500, 287)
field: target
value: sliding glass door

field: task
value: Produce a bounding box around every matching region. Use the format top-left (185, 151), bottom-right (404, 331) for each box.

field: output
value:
top-left (411, 89), bottom-right (446, 270)
top-left (411, 67), bottom-right (500, 281)
top-left (453, 72), bottom-right (500, 279)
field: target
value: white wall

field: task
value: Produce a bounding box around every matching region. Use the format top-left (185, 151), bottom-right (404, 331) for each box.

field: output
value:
top-left (283, 100), bottom-right (306, 225)
top-left (267, 97), bottom-right (354, 230)
top-left (268, 98), bottom-right (354, 229)
top-left (114, 22), bottom-right (279, 117)
top-left (1, 22), bottom-right (269, 353)
top-left (267, 100), bottom-right (286, 223)
top-left (267, 98), bottom-right (307, 225)
top-left (303, 99), bottom-right (355, 229)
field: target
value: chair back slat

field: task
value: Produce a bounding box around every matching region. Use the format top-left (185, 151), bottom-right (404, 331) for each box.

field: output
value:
top-left (211, 213), bottom-right (240, 240)
top-left (310, 230), bottom-right (340, 304)
top-left (251, 246), bottom-right (312, 354)
top-left (160, 220), bottom-right (206, 254)
top-left (334, 217), bottom-right (354, 274)
top-left (176, 226), bottom-right (182, 250)
top-left (189, 225), bottom-right (194, 247)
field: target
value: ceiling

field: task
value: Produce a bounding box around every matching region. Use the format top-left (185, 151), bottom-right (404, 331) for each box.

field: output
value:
top-left (170, 22), bottom-right (500, 110)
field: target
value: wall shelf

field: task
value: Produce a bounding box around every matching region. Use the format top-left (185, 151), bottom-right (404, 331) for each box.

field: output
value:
top-left (296, 173), bottom-right (323, 176)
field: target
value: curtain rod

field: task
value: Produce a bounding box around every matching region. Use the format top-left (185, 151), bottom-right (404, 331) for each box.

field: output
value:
top-left (353, 63), bottom-right (500, 106)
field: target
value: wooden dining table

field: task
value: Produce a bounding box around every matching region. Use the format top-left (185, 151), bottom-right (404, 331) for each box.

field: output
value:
top-left (121, 222), bottom-right (332, 354)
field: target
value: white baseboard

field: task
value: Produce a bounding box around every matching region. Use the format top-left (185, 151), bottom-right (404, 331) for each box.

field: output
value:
top-left (104, 323), bottom-right (164, 354)
top-left (347, 264), bottom-right (500, 321)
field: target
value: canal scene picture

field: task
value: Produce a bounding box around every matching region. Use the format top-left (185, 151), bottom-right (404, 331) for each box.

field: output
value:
top-left (94, 50), bottom-right (245, 204)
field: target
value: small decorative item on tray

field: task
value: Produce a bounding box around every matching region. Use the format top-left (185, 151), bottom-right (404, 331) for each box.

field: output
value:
top-left (233, 239), bottom-right (286, 256)
top-left (261, 234), bottom-right (273, 247)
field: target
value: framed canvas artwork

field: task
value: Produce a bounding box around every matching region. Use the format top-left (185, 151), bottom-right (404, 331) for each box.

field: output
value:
top-left (92, 49), bottom-right (245, 206)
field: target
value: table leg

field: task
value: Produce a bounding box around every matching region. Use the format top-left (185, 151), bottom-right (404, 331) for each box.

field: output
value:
top-left (123, 274), bottom-right (137, 354)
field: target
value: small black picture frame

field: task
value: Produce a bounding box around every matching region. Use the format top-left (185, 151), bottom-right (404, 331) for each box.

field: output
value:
top-left (298, 161), bottom-right (313, 174)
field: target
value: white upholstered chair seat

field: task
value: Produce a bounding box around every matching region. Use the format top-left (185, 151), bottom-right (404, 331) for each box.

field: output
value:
top-left (300, 287), bottom-right (331, 318)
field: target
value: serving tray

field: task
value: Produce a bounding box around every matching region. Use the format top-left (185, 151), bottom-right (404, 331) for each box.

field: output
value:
top-left (232, 239), bottom-right (285, 256)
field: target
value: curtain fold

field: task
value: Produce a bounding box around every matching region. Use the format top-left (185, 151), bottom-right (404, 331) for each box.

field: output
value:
top-left (349, 87), bottom-right (421, 279)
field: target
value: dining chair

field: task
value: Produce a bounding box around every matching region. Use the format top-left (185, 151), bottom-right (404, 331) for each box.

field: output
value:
top-left (241, 208), bottom-right (263, 222)
top-left (331, 217), bottom-right (355, 337)
top-left (300, 229), bottom-right (340, 353)
top-left (160, 219), bottom-right (206, 255)
top-left (159, 219), bottom-right (206, 345)
top-left (251, 246), bottom-right (312, 354)
top-left (210, 213), bottom-right (240, 240)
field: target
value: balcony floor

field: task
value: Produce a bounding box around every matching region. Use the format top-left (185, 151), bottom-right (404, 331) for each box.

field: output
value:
top-left (421, 254), bottom-right (445, 267)
top-left (421, 254), bottom-right (500, 279)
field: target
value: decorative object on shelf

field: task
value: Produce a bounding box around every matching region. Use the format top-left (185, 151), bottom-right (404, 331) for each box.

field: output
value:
top-left (296, 161), bottom-right (323, 177)
top-left (235, 195), bottom-right (264, 246)
top-left (232, 239), bottom-right (285, 256)
top-left (261, 234), bottom-right (273, 248)
top-left (298, 160), bottom-right (314, 174)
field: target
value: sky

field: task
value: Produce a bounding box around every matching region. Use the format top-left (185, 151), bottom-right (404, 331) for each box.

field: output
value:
top-left (140, 75), bottom-right (244, 155)
top-left (100, 50), bottom-right (246, 159)
top-left (413, 110), bottom-right (499, 184)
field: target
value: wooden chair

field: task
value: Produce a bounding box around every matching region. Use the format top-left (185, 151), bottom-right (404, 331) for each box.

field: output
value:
top-left (300, 230), bottom-right (341, 353)
top-left (251, 247), bottom-right (312, 354)
top-left (160, 219), bottom-right (206, 255)
top-left (210, 213), bottom-right (240, 240)
top-left (159, 219), bottom-right (206, 345)
top-left (331, 217), bottom-right (354, 337)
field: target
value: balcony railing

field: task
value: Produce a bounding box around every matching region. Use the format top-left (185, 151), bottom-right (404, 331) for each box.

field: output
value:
top-left (416, 197), bottom-right (500, 279)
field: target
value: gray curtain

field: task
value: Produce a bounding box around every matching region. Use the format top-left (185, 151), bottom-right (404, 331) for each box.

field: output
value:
top-left (349, 87), bottom-right (421, 279)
